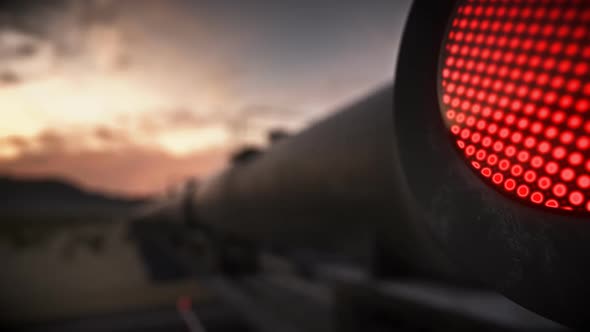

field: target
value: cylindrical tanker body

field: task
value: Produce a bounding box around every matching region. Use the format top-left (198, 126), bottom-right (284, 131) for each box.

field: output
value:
top-left (193, 85), bottom-right (450, 276)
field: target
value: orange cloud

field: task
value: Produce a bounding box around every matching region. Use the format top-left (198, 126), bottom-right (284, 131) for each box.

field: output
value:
top-left (1, 136), bottom-right (29, 149)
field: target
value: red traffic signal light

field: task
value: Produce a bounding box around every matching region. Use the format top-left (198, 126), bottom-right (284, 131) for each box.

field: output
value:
top-left (439, 0), bottom-right (590, 213)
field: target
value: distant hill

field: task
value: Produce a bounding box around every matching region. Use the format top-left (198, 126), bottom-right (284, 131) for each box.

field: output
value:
top-left (0, 176), bottom-right (147, 222)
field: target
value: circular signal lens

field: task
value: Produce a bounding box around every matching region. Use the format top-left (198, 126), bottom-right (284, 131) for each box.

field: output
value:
top-left (439, 0), bottom-right (590, 213)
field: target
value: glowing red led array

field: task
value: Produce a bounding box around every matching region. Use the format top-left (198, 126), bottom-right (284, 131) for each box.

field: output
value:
top-left (439, 0), bottom-right (590, 212)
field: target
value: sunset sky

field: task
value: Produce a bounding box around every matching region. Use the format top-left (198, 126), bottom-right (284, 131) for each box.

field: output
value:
top-left (0, 0), bottom-right (410, 196)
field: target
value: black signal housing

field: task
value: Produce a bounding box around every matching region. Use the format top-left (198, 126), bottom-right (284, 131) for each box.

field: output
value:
top-left (394, 0), bottom-right (590, 327)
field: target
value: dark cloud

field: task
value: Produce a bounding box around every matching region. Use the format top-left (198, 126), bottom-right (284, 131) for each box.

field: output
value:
top-left (0, 1), bottom-right (66, 36)
top-left (0, 1), bottom-right (60, 15)
top-left (37, 129), bottom-right (67, 152)
top-left (113, 54), bottom-right (131, 70)
top-left (79, 0), bottom-right (119, 25)
top-left (0, 70), bottom-right (19, 84)
top-left (94, 126), bottom-right (129, 143)
top-left (0, 0), bottom-right (127, 73)
top-left (0, 0), bottom-right (116, 35)
top-left (12, 42), bottom-right (36, 57)
top-left (38, 130), bottom-right (63, 144)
